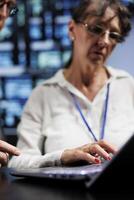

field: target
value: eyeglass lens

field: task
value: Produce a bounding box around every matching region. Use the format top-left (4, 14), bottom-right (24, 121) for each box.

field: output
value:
top-left (86, 24), bottom-right (123, 43)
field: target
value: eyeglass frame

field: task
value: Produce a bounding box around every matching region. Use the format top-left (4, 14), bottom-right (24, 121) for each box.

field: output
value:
top-left (76, 21), bottom-right (124, 43)
top-left (0, 1), bottom-right (18, 17)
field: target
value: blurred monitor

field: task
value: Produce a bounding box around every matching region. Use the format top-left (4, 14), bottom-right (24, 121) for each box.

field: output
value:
top-left (0, 80), bottom-right (3, 99)
top-left (28, 0), bottom-right (43, 17)
top-left (55, 0), bottom-right (80, 10)
top-left (0, 100), bottom-right (24, 128)
top-left (17, 36), bottom-right (27, 67)
top-left (0, 51), bottom-right (13, 67)
top-left (0, 18), bottom-right (14, 42)
top-left (29, 18), bottom-right (43, 40)
top-left (54, 15), bottom-right (71, 47)
top-left (0, 41), bottom-right (17, 69)
top-left (62, 50), bottom-right (71, 66)
top-left (4, 76), bottom-right (32, 100)
top-left (44, 24), bottom-right (53, 39)
top-left (18, 51), bottom-right (27, 66)
top-left (62, 0), bottom-right (74, 9)
top-left (44, 11), bottom-right (53, 24)
top-left (30, 40), bottom-right (62, 69)
top-left (17, 1), bottom-right (25, 27)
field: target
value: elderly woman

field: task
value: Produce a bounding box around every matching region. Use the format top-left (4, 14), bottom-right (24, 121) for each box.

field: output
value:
top-left (9, 0), bottom-right (133, 169)
top-left (0, 0), bottom-right (20, 167)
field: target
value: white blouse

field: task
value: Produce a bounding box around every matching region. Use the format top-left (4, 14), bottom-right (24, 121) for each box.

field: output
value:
top-left (9, 66), bottom-right (134, 169)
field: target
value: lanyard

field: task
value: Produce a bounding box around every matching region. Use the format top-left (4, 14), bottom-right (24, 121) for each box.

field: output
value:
top-left (70, 83), bottom-right (110, 142)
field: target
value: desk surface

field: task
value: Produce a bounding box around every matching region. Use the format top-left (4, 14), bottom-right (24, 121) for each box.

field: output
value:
top-left (0, 167), bottom-right (134, 200)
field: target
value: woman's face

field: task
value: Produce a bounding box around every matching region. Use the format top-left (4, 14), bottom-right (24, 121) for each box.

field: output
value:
top-left (69, 6), bottom-right (122, 69)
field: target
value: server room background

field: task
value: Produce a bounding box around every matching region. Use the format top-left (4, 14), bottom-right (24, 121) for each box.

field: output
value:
top-left (0, 0), bottom-right (134, 144)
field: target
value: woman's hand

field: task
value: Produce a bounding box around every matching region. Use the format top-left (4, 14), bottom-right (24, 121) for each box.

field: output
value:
top-left (61, 140), bottom-right (117, 166)
top-left (0, 140), bottom-right (20, 167)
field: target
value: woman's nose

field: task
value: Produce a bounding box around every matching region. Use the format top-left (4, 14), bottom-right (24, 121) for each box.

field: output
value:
top-left (97, 31), bottom-right (111, 47)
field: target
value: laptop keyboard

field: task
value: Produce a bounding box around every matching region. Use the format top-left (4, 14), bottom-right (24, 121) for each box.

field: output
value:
top-left (40, 164), bottom-right (104, 180)
top-left (11, 163), bottom-right (105, 180)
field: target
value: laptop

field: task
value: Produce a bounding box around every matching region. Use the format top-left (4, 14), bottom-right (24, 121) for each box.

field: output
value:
top-left (10, 134), bottom-right (134, 192)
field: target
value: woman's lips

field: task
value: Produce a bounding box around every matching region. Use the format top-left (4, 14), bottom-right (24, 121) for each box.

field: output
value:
top-left (88, 51), bottom-right (105, 62)
top-left (93, 51), bottom-right (105, 56)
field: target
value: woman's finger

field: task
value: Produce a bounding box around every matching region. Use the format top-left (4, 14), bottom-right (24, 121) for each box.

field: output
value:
top-left (98, 140), bottom-right (117, 154)
top-left (61, 149), bottom-right (101, 165)
top-left (89, 143), bottom-right (112, 161)
top-left (0, 151), bottom-right (9, 166)
top-left (0, 140), bottom-right (20, 156)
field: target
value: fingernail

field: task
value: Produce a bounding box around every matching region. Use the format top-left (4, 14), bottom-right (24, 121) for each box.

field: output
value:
top-left (15, 150), bottom-right (21, 155)
top-left (95, 158), bottom-right (100, 164)
top-left (107, 156), bottom-right (112, 161)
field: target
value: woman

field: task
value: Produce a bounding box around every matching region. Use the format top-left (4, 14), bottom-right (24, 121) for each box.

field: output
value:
top-left (9, 0), bottom-right (133, 169)
top-left (0, 0), bottom-right (20, 167)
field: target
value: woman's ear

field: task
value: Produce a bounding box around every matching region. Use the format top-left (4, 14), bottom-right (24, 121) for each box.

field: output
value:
top-left (68, 20), bottom-right (76, 41)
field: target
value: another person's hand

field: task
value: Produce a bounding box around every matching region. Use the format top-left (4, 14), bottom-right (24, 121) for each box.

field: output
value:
top-left (0, 140), bottom-right (20, 167)
top-left (61, 140), bottom-right (117, 166)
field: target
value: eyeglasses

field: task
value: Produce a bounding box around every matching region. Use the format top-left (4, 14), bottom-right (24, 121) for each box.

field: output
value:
top-left (79, 21), bottom-right (124, 43)
top-left (0, 1), bottom-right (18, 16)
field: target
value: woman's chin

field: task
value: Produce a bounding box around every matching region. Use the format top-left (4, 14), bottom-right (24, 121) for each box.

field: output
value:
top-left (88, 58), bottom-right (104, 68)
top-left (87, 54), bottom-right (105, 66)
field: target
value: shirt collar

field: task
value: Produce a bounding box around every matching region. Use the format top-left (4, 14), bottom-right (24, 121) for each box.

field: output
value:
top-left (106, 66), bottom-right (131, 79)
top-left (42, 67), bottom-right (130, 105)
top-left (42, 66), bottom-right (130, 86)
top-left (42, 69), bottom-right (66, 86)
top-left (42, 69), bottom-right (90, 103)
